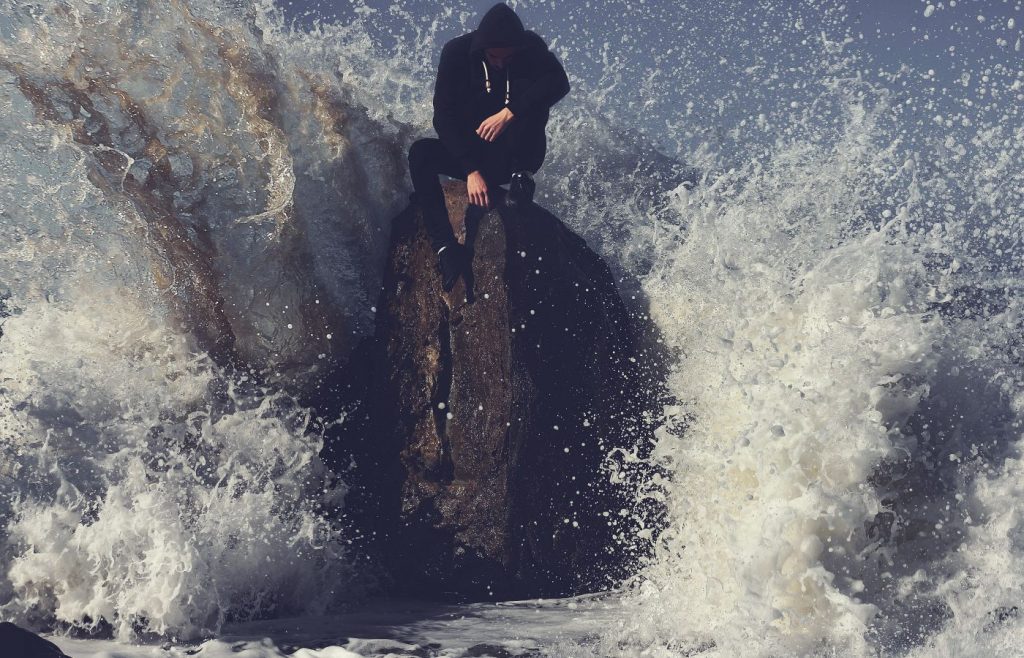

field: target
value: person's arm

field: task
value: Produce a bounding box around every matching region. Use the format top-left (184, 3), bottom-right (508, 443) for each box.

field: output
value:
top-left (504, 43), bottom-right (570, 119)
top-left (432, 40), bottom-right (480, 177)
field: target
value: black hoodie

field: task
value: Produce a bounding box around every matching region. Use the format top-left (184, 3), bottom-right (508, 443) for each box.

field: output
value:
top-left (432, 3), bottom-right (570, 177)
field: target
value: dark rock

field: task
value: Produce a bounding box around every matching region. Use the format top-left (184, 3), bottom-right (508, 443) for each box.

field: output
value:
top-left (349, 181), bottom-right (665, 599)
top-left (0, 622), bottom-right (70, 657)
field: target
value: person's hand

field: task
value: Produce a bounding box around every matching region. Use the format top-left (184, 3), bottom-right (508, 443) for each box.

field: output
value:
top-left (476, 107), bottom-right (514, 142)
top-left (467, 170), bottom-right (490, 208)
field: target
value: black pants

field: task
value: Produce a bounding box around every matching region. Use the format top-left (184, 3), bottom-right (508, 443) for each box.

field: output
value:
top-left (408, 136), bottom-right (528, 252)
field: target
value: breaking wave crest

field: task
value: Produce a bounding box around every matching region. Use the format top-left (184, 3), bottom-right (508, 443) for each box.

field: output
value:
top-left (0, 0), bottom-right (403, 638)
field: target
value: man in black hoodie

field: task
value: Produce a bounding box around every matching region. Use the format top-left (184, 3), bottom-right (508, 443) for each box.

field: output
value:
top-left (408, 2), bottom-right (570, 291)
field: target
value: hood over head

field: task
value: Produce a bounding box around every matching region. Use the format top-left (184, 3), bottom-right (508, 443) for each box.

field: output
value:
top-left (470, 3), bottom-right (527, 52)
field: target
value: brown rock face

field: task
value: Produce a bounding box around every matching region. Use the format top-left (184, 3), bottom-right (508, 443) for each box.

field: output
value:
top-left (352, 181), bottom-right (662, 598)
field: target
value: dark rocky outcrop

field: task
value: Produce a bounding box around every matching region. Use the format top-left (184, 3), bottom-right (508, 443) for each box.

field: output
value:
top-left (333, 181), bottom-right (666, 599)
top-left (0, 622), bottom-right (70, 657)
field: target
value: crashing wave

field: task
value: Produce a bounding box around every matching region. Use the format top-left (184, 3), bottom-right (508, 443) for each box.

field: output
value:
top-left (0, 0), bottom-right (1021, 654)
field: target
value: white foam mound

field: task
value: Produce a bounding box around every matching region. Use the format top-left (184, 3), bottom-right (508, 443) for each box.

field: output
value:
top-left (0, 297), bottom-right (351, 638)
top-left (611, 77), bottom-right (1024, 658)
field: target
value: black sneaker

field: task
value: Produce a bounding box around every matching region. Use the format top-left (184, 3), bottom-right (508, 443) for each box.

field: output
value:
top-left (437, 243), bottom-right (467, 292)
top-left (505, 171), bottom-right (536, 208)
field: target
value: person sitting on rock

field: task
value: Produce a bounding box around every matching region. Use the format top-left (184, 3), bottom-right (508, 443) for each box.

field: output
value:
top-left (407, 2), bottom-right (571, 292)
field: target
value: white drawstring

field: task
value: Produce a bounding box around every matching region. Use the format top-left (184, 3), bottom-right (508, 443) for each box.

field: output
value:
top-left (482, 59), bottom-right (510, 105)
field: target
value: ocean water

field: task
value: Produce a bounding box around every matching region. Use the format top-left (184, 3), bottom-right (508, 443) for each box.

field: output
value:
top-left (0, 0), bottom-right (1021, 656)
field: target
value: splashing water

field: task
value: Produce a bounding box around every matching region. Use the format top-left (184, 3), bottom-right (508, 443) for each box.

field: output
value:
top-left (589, 8), bottom-right (1024, 657)
top-left (0, 0), bottom-right (390, 639)
top-left (1, 0), bottom-right (1022, 655)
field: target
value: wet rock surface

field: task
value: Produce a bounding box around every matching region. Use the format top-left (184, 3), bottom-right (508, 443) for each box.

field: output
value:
top-left (336, 181), bottom-right (665, 599)
top-left (0, 621), bottom-right (70, 657)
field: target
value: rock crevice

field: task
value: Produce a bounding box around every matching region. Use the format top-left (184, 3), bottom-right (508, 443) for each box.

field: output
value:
top-left (340, 181), bottom-right (665, 598)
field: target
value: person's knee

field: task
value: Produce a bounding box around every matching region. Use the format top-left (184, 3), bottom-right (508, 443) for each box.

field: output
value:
top-left (408, 138), bottom-right (436, 171)
top-left (520, 152), bottom-right (544, 175)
